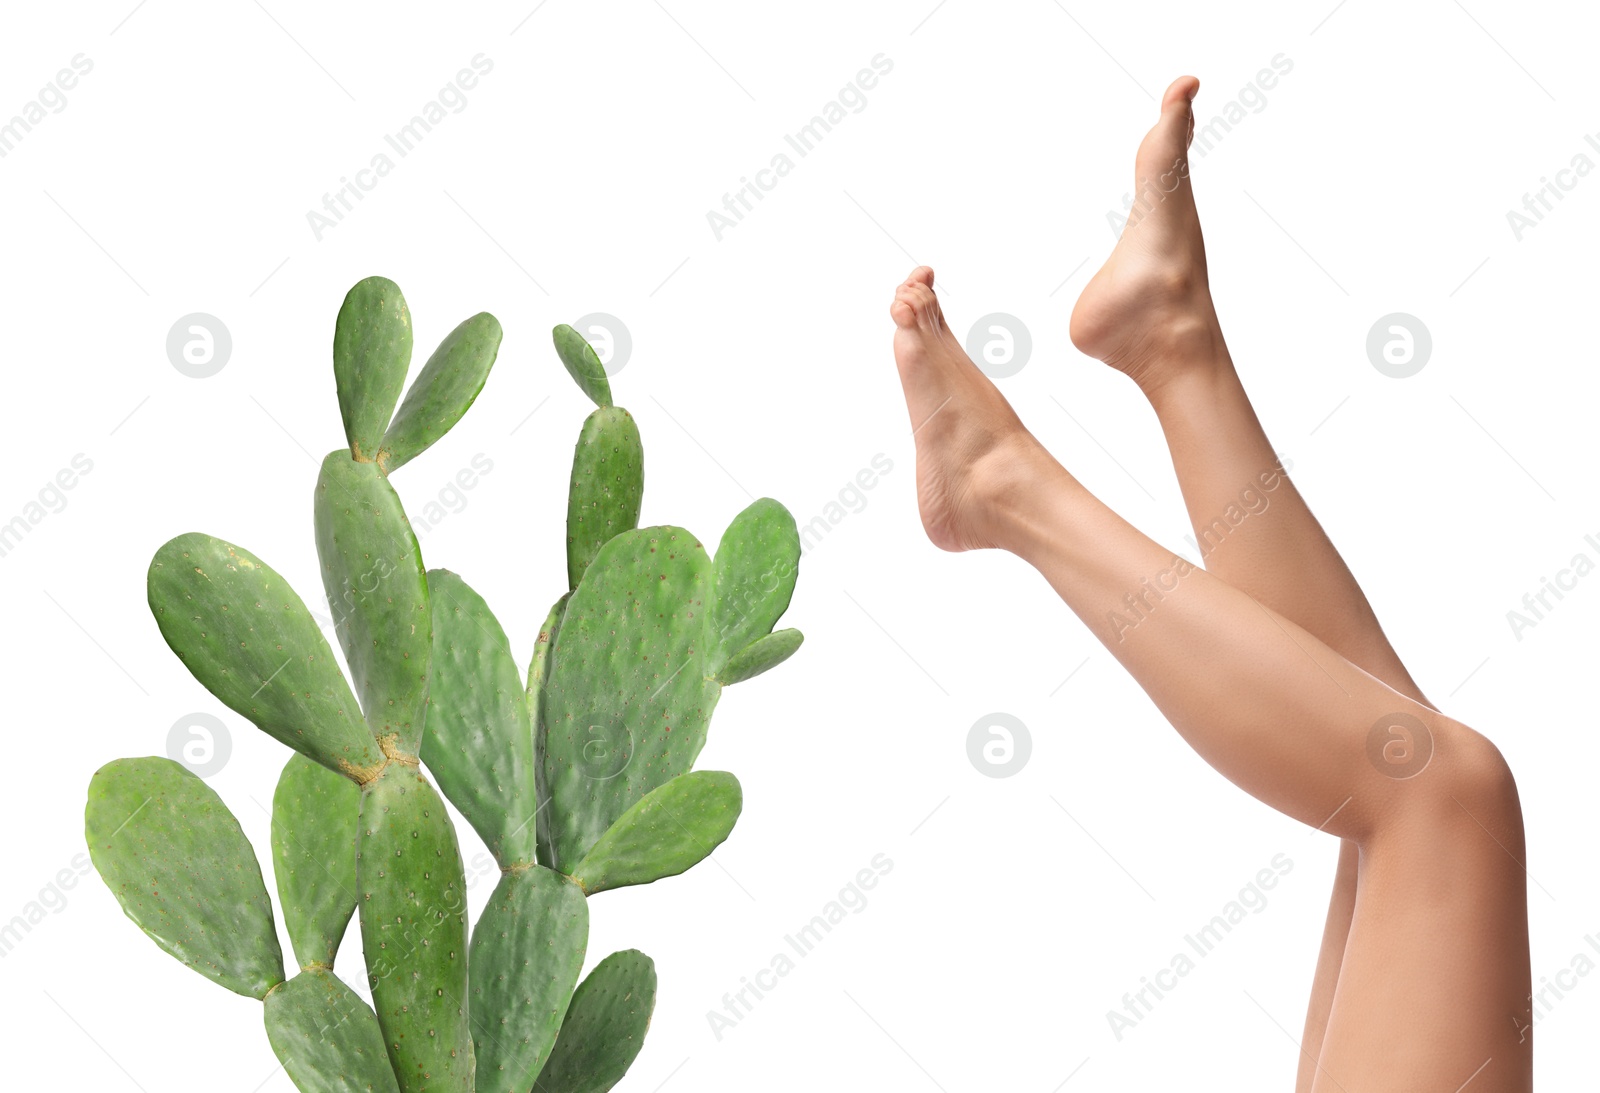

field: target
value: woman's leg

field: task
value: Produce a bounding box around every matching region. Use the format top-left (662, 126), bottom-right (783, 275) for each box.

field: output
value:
top-left (888, 274), bottom-right (1531, 1089)
top-left (1069, 78), bottom-right (1433, 1086)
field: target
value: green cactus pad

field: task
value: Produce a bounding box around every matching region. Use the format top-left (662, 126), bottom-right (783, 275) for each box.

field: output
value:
top-left (570, 770), bottom-right (742, 896)
top-left (264, 968), bottom-right (401, 1093)
top-left (552, 324), bottom-right (612, 409)
top-left (532, 949), bottom-right (657, 1093)
top-left (467, 867), bottom-right (588, 1093)
top-left (525, 593), bottom-right (569, 709)
top-left (527, 593), bottom-right (569, 871)
top-left (357, 763), bottom-right (473, 1092)
top-left (315, 451), bottom-right (431, 759)
top-left (718, 627), bottom-right (805, 686)
top-left (335, 276), bottom-right (413, 462)
top-left (539, 527), bottom-right (720, 872)
top-left (147, 533), bottom-right (382, 781)
top-left (420, 569), bottom-right (538, 868)
top-left (378, 313), bottom-right (503, 474)
top-left (565, 407), bottom-right (644, 590)
top-left (709, 497), bottom-right (800, 674)
top-left (86, 757), bottom-right (284, 999)
top-left (271, 754), bottom-right (360, 969)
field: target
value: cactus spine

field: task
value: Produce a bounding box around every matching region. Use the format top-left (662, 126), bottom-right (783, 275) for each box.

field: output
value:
top-left (85, 283), bottom-right (803, 1091)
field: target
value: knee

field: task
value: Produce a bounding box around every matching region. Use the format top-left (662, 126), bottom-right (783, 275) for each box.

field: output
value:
top-left (1427, 719), bottom-right (1523, 831)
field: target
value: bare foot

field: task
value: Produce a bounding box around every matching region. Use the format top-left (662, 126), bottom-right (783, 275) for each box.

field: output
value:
top-left (890, 267), bottom-right (1051, 553)
top-left (1070, 76), bottom-right (1226, 393)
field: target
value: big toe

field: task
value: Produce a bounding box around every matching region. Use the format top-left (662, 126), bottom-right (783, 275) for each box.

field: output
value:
top-left (891, 269), bottom-right (944, 331)
top-left (1136, 76), bottom-right (1199, 175)
top-left (1162, 75), bottom-right (1200, 112)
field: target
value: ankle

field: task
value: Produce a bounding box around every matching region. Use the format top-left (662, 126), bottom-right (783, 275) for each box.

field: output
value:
top-left (977, 440), bottom-right (1075, 555)
top-left (1127, 310), bottom-right (1231, 398)
top-left (1141, 338), bottom-right (1241, 416)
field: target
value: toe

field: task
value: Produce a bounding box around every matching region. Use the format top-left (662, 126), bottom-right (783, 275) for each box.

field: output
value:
top-left (1155, 77), bottom-right (1198, 152)
top-left (1163, 77), bottom-right (1199, 151)
top-left (1141, 78), bottom-right (1198, 157)
top-left (894, 281), bottom-right (943, 332)
top-left (1161, 76), bottom-right (1199, 112)
top-left (1132, 77), bottom-right (1200, 197)
top-left (894, 268), bottom-right (939, 327)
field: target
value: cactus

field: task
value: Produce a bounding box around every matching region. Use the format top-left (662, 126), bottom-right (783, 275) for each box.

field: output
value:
top-left (267, 755), bottom-right (399, 1093)
top-left (84, 286), bottom-right (803, 1091)
top-left (532, 950), bottom-right (657, 1093)
top-left (568, 771), bottom-right (743, 896)
top-left (86, 756), bottom-right (284, 999)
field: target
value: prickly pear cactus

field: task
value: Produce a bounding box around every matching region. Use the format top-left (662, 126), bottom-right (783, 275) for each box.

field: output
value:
top-left (267, 754), bottom-right (399, 1093)
top-left (423, 323), bottom-right (803, 1089)
top-left (85, 289), bottom-right (803, 1092)
top-left (535, 502), bottom-right (801, 872)
top-left (532, 949), bottom-right (657, 1093)
top-left (87, 756), bottom-right (284, 1000)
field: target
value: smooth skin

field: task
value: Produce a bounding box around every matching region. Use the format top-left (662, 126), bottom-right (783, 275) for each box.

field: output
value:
top-left (889, 77), bottom-right (1532, 1090)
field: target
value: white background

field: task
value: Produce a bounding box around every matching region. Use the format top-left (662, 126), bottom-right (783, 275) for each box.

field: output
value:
top-left (3, 1), bottom-right (1597, 1089)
